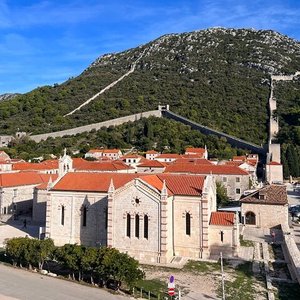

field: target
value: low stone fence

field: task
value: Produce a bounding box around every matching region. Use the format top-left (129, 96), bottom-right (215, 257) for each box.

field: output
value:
top-left (281, 223), bottom-right (300, 284)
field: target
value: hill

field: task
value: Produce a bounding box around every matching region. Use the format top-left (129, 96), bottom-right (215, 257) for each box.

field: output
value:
top-left (1, 28), bottom-right (300, 146)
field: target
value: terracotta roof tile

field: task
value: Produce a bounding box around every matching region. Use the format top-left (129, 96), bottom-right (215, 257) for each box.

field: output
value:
top-left (138, 159), bottom-right (166, 168)
top-left (185, 147), bottom-right (206, 154)
top-left (52, 172), bottom-right (205, 196)
top-left (145, 150), bottom-right (159, 154)
top-left (210, 212), bottom-right (235, 226)
top-left (164, 163), bottom-right (249, 175)
top-left (0, 172), bottom-right (54, 187)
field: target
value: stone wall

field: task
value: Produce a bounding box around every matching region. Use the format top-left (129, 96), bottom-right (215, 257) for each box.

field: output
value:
top-left (241, 203), bottom-right (288, 228)
top-left (46, 191), bottom-right (108, 247)
top-left (30, 110), bottom-right (162, 142)
top-left (281, 223), bottom-right (300, 284)
top-left (0, 185), bottom-right (37, 216)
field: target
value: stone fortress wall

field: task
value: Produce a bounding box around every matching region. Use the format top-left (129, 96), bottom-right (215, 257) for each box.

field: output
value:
top-left (30, 110), bottom-right (162, 142)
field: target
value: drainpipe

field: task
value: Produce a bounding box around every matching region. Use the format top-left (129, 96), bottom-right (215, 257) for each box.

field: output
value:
top-left (158, 201), bottom-right (161, 263)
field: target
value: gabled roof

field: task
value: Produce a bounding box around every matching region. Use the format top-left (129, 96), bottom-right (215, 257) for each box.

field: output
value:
top-left (51, 172), bottom-right (206, 196)
top-left (164, 163), bottom-right (249, 175)
top-left (185, 147), bottom-right (206, 154)
top-left (12, 160), bottom-right (58, 171)
top-left (241, 185), bottom-right (287, 205)
top-left (0, 172), bottom-right (55, 188)
top-left (146, 150), bottom-right (159, 154)
top-left (52, 173), bottom-right (137, 192)
top-left (174, 158), bottom-right (213, 165)
top-left (138, 159), bottom-right (166, 168)
top-left (210, 212), bottom-right (235, 226)
top-left (73, 159), bottom-right (132, 171)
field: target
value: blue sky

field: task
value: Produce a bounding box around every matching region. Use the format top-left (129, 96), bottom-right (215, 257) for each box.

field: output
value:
top-left (0, 0), bottom-right (300, 94)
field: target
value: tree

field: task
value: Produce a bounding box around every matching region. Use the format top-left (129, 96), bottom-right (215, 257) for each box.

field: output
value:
top-left (216, 181), bottom-right (230, 207)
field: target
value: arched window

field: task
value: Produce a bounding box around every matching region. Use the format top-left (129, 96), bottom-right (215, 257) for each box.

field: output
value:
top-left (144, 215), bottom-right (149, 239)
top-left (126, 214), bottom-right (131, 237)
top-left (186, 212), bottom-right (191, 236)
top-left (82, 206), bottom-right (87, 227)
top-left (61, 205), bottom-right (65, 226)
top-left (245, 211), bottom-right (256, 225)
top-left (135, 214), bottom-right (140, 238)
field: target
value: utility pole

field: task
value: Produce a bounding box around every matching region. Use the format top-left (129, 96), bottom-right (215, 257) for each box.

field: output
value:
top-left (220, 252), bottom-right (225, 300)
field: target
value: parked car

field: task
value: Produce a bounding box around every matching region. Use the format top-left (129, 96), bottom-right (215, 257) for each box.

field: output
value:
top-left (106, 279), bottom-right (121, 291)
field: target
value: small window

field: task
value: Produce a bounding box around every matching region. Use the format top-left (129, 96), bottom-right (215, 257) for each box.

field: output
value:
top-left (144, 215), bottom-right (149, 239)
top-left (126, 214), bottom-right (131, 237)
top-left (135, 214), bottom-right (140, 238)
top-left (259, 194), bottom-right (265, 200)
top-left (186, 213), bottom-right (191, 236)
top-left (13, 189), bottom-right (18, 197)
top-left (236, 188), bottom-right (241, 194)
top-left (222, 177), bottom-right (227, 182)
top-left (236, 177), bottom-right (240, 183)
top-left (61, 206), bottom-right (65, 226)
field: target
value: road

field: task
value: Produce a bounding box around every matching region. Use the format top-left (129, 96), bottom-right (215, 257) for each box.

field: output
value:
top-left (0, 264), bottom-right (130, 300)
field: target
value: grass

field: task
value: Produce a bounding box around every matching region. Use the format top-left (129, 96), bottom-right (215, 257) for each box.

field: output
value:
top-left (218, 261), bottom-right (267, 300)
top-left (183, 259), bottom-right (220, 273)
top-left (134, 279), bottom-right (168, 300)
top-left (239, 234), bottom-right (255, 247)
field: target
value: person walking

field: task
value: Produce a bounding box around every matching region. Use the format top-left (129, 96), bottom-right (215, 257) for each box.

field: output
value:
top-left (23, 219), bottom-right (27, 229)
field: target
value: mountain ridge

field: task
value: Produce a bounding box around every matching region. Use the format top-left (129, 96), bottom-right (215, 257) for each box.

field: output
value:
top-left (1, 27), bottom-right (300, 146)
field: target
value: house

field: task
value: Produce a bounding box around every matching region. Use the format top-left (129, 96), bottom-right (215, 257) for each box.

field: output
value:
top-left (42, 172), bottom-right (218, 263)
top-left (145, 150), bottom-right (160, 160)
top-left (240, 185), bottom-right (288, 228)
top-left (85, 149), bottom-right (122, 160)
top-left (164, 163), bottom-right (250, 200)
top-left (185, 147), bottom-right (208, 159)
top-left (136, 159), bottom-right (166, 173)
top-left (209, 212), bottom-right (239, 257)
top-left (155, 153), bottom-right (182, 163)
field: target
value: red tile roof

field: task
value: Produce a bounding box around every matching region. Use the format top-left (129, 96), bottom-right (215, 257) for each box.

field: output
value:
top-left (164, 163), bottom-right (249, 175)
top-left (0, 172), bottom-right (55, 187)
top-left (138, 159), bottom-right (166, 168)
top-left (12, 160), bottom-right (58, 171)
top-left (210, 212), bottom-right (235, 226)
top-left (102, 149), bottom-right (121, 154)
top-left (52, 172), bottom-right (205, 196)
top-left (146, 150), bottom-right (159, 154)
top-left (185, 147), bottom-right (206, 154)
top-left (52, 173), bottom-right (137, 192)
top-left (174, 158), bottom-right (213, 165)
top-left (74, 159), bottom-right (132, 171)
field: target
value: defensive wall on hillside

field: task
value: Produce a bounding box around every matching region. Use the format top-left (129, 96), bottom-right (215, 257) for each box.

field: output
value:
top-left (161, 109), bottom-right (266, 155)
top-left (30, 110), bottom-right (162, 142)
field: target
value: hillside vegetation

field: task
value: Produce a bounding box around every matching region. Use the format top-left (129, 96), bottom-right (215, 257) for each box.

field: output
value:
top-left (1, 28), bottom-right (300, 146)
top-left (3, 117), bottom-right (248, 161)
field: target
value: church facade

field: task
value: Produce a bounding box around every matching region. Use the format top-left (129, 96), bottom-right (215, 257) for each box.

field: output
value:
top-left (43, 171), bottom-right (218, 263)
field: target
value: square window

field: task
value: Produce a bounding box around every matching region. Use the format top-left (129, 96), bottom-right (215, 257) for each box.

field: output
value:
top-left (236, 188), bottom-right (241, 194)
